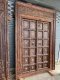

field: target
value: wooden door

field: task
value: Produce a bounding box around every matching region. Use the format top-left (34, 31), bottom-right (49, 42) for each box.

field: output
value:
top-left (15, 1), bottom-right (55, 80)
top-left (22, 19), bottom-right (50, 71)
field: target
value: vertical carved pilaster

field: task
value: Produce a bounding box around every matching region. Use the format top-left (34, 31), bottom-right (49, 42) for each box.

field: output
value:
top-left (0, 0), bottom-right (9, 80)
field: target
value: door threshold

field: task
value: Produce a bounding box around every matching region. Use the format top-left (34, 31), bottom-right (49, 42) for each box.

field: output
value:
top-left (48, 70), bottom-right (60, 76)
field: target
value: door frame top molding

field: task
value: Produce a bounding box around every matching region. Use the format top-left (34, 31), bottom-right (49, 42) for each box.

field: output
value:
top-left (16, 1), bottom-right (55, 22)
top-left (16, 1), bottom-right (55, 14)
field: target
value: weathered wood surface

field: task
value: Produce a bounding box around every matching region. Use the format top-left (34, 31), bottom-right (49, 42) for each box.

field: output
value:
top-left (0, 0), bottom-right (9, 80)
top-left (0, 60), bottom-right (6, 80)
top-left (15, 1), bottom-right (56, 80)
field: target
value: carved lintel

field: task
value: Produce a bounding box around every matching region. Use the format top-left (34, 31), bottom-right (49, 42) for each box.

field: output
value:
top-left (17, 1), bottom-right (55, 21)
top-left (18, 5), bottom-right (53, 20)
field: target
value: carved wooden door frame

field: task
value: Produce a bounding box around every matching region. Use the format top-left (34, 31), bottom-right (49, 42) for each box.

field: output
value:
top-left (15, 1), bottom-right (56, 80)
top-left (0, 0), bottom-right (9, 80)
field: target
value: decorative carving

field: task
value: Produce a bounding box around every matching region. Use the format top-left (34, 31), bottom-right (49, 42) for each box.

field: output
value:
top-left (37, 32), bottom-right (42, 39)
top-left (0, 0), bottom-right (3, 2)
top-left (23, 58), bottom-right (29, 64)
top-left (23, 30), bottom-right (29, 38)
top-left (30, 49), bottom-right (35, 56)
top-left (24, 49), bottom-right (29, 56)
top-left (30, 21), bottom-right (36, 30)
top-left (24, 40), bottom-right (29, 47)
top-left (38, 63), bottom-right (42, 69)
top-left (0, 3), bottom-right (4, 11)
top-left (30, 65), bottom-right (36, 71)
top-left (38, 56), bottom-right (42, 62)
top-left (30, 57), bottom-right (35, 64)
top-left (0, 1), bottom-right (9, 80)
top-left (22, 20), bottom-right (29, 29)
top-left (43, 48), bottom-right (48, 54)
top-left (23, 66), bottom-right (29, 72)
top-left (37, 40), bottom-right (42, 47)
top-left (16, 1), bottom-right (55, 79)
top-left (43, 23), bottom-right (49, 31)
top-left (0, 60), bottom-right (6, 80)
top-left (30, 31), bottom-right (35, 39)
top-left (37, 48), bottom-right (42, 54)
top-left (37, 21), bottom-right (42, 30)
top-left (18, 5), bottom-right (53, 20)
top-left (43, 32), bottom-right (48, 39)
top-left (30, 40), bottom-right (35, 47)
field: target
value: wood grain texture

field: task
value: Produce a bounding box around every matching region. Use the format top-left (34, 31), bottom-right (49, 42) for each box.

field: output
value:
top-left (0, 0), bottom-right (9, 80)
top-left (15, 1), bottom-right (56, 80)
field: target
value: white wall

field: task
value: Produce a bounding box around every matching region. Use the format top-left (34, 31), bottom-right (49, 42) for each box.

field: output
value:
top-left (55, 11), bottom-right (60, 61)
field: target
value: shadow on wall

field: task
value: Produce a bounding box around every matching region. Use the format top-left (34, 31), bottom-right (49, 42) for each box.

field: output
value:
top-left (8, 0), bottom-right (16, 78)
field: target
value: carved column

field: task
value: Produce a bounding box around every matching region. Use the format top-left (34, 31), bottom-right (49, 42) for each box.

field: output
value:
top-left (0, 0), bottom-right (9, 80)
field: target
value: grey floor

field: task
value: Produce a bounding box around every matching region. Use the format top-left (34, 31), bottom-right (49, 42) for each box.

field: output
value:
top-left (10, 63), bottom-right (60, 80)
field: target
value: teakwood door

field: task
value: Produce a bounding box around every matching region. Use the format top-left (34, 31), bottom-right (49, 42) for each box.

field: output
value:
top-left (0, 0), bottom-right (9, 80)
top-left (15, 1), bottom-right (56, 80)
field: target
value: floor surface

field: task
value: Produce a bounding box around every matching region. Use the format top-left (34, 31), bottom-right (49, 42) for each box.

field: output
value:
top-left (11, 63), bottom-right (60, 80)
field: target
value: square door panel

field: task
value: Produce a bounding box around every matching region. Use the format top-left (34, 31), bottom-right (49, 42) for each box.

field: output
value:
top-left (43, 48), bottom-right (48, 54)
top-left (43, 63), bottom-right (48, 68)
top-left (30, 65), bottom-right (36, 71)
top-left (30, 21), bottom-right (36, 30)
top-left (37, 21), bottom-right (42, 30)
top-left (30, 49), bottom-right (35, 56)
top-left (37, 40), bottom-right (42, 47)
top-left (37, 48), bottom-right (42, 54)
top-left (43, 23), bottom-right (49, 31)
top-left (24, 49), bottom-right (29, 56)
top-left (37, 32), bottom-right (42, 39)
top-left (43, 32), bottom-right (48, 39)
top-left (23, 30), bottom-right (29, 38)
top-left (43, 56), bottom-right (48, 62)
top-left (23, 57), bottom-right (29, 64)
top-left (43, 40), bottom-right (48, 46)
top-left (30, 57), bottom-right (36, 64)
top-left (24, 40), bottom-right (29, 47)
top-left (37, 56), bottom-right (42, 62)
top-left (30, 40), bottom-right (35, 47)
top-left (30, 31), bottom-right (35, 39)
top-left (23, 66), bottom-right (29, 72)
top-left (38, 63), bottom-right (43, 69)
top-left (23, 20), bottom-right (29, 29)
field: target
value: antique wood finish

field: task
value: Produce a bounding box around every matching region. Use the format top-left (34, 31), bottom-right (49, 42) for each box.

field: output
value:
top-left (0, 0), bottom-right (9, 80)
top-left (15, 1), bottom-right (55, 80)
top-left (0, 60), bottom-right (6, 80)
